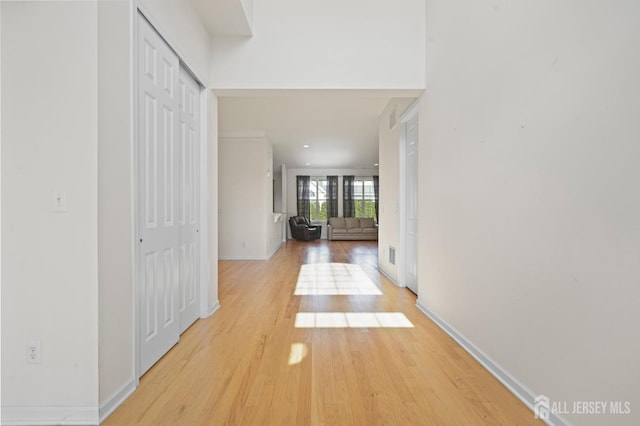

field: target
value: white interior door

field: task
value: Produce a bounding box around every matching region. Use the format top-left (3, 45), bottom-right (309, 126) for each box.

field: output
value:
top-left (137, 14), bottom-right (181, 375)
top-left (177, 67), bottom-right (200, 333)
top-left (404, 113), bottom-right (419, 294)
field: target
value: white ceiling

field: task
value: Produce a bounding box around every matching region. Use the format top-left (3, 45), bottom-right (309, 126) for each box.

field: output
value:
top-left (189, 0), bottom-right (253, 36)
top-left (217, 92), bottom-right (417, 170)
top-left (192, 2), bottom-right (421, 171)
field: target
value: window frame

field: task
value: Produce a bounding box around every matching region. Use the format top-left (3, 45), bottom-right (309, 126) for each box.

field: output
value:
top-left (353, 177), bottom-right (376, 220)
top-left (309, 176), bottom-right (328, 222)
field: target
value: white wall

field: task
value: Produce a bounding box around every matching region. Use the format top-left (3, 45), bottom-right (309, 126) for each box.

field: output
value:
top-left (2, 2), bottom-right (216, 424)
top-left (273, 171), bottom-right (282, 214)
top-left (377, 99), bottom-right (416, 284)
top-left (1, 2), bottom-right (99, 423)
top-left (219, 137), bottom-right (280, 259)
top-left (286, 168), bottom-right (379, 239)
top-left (210, 0), bottom-right (425, 89)
top-left (419, 1), bottom-right (640, 425)
top-left (271, 168), bottom-right (287, 250)
top-left (264, 143), bottom-right (282, 257)
top-left (97, 0), bottom-right (135, 417)
top-left (280, 164), bottom-right (288, 242)
top-left (138, 0), bottom-right (211, 83)
top-left (280, 164), bottom-right (288, 214)
top-left (240, 0), bottom-right (253, 28)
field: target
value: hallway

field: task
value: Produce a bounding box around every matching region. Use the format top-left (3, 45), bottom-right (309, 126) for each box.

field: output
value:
top-left (104, 241), bottom-right (538, 425)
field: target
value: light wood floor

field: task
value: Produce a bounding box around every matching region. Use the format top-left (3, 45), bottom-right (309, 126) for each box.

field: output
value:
top-left (104, 240), bottom-right (539, 425)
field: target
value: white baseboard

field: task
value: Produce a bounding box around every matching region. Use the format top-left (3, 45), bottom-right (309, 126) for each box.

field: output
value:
top-left (266, 241), bottom-right (283, 260)
top-left (378, 267), bottom-right (402, 287)
top-left (415, 300), bottom-right (567, 426)
top-left (218, 255), bottom-right (270, 260)
top-left (202, 300), bottom-right (221, 318)
top-left (219, 241), bottom-right (282, 261)
top-left (218, 256), bottom-right (259, 260)
top-left (99, 379), bottom-right (136, 424)
top-left (0, 406), bottom-right (99, 426)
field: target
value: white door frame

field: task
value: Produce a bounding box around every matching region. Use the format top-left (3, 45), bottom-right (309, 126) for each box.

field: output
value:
top-left (132, 7), bottom-right (210, 380)
top-left (398, 101), bottom-right (419, 293)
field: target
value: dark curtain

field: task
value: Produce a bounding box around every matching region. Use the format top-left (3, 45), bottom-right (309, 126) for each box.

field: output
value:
top-left (296, 176), bottom-right (310, 219)
top-left (326, 176), bottom-right (339, 220)
top-left (343, 175), bottom-right (355, 217)
top-left (373, 175), bottom-right (379, 223)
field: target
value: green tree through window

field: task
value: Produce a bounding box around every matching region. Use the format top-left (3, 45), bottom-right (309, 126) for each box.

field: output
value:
top-left (354, 178), bottom-right (376, 219)
top-left (309, 178), bottom-right (327, 221)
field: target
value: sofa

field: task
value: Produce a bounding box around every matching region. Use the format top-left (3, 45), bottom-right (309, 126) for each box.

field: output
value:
top-left (327, 217), bottom-right (378, 241)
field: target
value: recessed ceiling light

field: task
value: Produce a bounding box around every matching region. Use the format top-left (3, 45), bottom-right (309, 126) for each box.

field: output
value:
top-left (305, 163), bottom-right (311, 166)
top-left (303, 145), bottom-right (310, 148)
top-left (374, 163), bottom-right (379, 166)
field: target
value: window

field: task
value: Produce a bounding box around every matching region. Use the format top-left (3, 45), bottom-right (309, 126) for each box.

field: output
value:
top-left (309, 177), bottom-right (327, 221)
top-left (354, 178), bottom-right (376, 219)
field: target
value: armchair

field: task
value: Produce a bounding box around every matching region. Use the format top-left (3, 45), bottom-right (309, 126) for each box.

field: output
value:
top-left (289, 216), bottom-right (322, 241)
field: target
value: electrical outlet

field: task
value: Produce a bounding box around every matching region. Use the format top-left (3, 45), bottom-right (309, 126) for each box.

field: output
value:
top-left (26, 340), bottom-right (42, 364)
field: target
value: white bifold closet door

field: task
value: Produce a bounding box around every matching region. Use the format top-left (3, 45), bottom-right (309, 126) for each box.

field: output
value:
top-left (177, 66), bottom-right (200, 334)
top-left (137, 13), bottom-right (200, 375)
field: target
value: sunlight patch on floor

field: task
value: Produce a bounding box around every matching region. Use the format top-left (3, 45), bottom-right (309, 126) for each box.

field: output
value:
top-left (295, 263), bottom-right (382, 295)
top-left (288, 343), bottom-right (308, 365)
top-left (294, 312), bottom-right (414, 328)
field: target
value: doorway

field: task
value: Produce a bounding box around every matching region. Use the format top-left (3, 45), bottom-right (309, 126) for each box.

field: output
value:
top-left (399, 105), bottom-right (419, 295)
